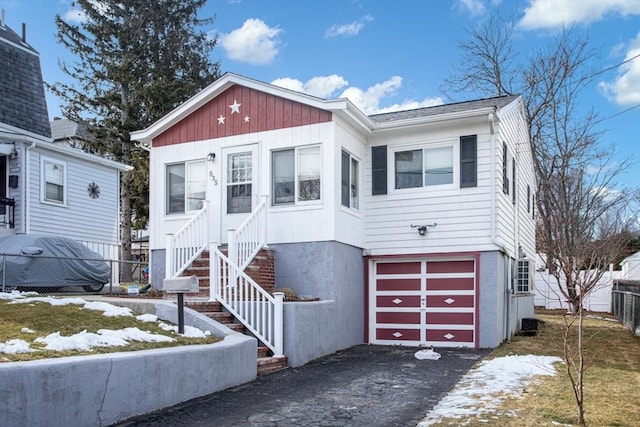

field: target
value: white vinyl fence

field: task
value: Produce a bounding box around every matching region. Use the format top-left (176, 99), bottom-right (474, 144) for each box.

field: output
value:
top-left (534, 267), bottom-right (622, 313)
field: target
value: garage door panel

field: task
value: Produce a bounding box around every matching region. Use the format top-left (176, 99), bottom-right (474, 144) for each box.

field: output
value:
top-left (426, 329), bottom-right (474, 343)
top-left (427, 260), bottom-right (474, 274)
top-left (376, 295), bottom-right (421, 307)
top-left (427, 295), bottom-right (474, 308)
top-left (427, 277), bottom-right (474, 291)
top-left (426, 312), bottom-right (474, 325)
top-left (376, 328), bottom-right (420, 341)
top-left (377, 262), bottom-right (421, 274)
top-left (376, 312), bottom-right (421, 324)
top-left (376, 278), bottom-right (421, 291)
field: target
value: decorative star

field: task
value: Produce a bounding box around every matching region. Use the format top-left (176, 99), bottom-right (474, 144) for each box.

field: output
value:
top-left (217, 115), bottom-right (225, 125)
top-left (229, 99), bottom-right (241, 114)
top-left (243, 115), bottom-right (250, 123)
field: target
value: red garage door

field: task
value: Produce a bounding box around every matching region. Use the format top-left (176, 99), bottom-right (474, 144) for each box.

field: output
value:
top-left (370, 258), bottom-right (477, 347)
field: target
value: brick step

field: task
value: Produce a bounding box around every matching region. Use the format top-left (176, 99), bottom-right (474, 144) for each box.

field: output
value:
top-left (185, 301), bottom-right (222, 311)
top-left (257, 346), bottom-right (271, 358)
top-left (257, 356), bottom-right (288, 376)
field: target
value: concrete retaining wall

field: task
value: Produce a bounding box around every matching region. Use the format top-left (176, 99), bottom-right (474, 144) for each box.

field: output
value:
top-left (0, 298), bottom-right (257, 427)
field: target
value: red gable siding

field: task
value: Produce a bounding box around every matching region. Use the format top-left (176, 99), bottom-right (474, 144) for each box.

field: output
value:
top-left (153, 85), bottom-right (333, 146)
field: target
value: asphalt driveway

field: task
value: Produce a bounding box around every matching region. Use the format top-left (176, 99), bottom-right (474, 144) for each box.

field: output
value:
top-left (113, 345), bottom-right (490, 427)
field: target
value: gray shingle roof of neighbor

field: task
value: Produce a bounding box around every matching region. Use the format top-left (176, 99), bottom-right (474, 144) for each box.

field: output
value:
top-left (0, 21), bottom-right (51, 138)
top-left (368, 94), bottom-right (519, 124)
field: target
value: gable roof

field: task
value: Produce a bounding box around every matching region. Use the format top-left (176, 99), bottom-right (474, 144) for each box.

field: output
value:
top-left (131, 72), bottom-right (522, 146)
top-left (0, 22), bottom-right (51, 138)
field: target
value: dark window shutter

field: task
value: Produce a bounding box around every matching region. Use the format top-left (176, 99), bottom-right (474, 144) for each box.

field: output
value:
top-left (372, 145), bottom-right (387, 195)
top-left (341, 151), bottom-right (350, 207)
top-left (460, 135), bottom-right (477, 188)
top-left (527, 185), bottom-right (531, 212)
top-left (502, 143), bottom-right (509, 194)
top-left (512, 161), bottom-right (516, 204)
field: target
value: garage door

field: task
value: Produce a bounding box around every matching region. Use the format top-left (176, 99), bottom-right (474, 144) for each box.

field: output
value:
top-left (370, 258), bottom-right (477, 348)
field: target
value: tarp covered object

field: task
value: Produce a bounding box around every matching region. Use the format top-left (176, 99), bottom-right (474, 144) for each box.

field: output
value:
top-left (0, 234), bottom-right (110, 288)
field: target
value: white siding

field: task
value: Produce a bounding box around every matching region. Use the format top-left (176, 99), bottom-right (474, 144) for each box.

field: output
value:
top-left (364, 117), bottom-right (497, 256)
top-left (27, 147), bottom-right (120, 244)
top-left (494, 99), bottom-right (536, 259)
top-left (151, 122), bottom-right (362, 250)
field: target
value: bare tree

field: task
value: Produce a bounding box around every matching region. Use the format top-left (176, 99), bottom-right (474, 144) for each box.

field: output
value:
top-left (445, 15), bottom-right (636, 426)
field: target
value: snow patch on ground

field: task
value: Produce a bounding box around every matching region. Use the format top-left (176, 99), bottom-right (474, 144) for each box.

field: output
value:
top-left (0, 292), bottom-right (212, 355)
top-left (418, 354), bottom-right (563, 426)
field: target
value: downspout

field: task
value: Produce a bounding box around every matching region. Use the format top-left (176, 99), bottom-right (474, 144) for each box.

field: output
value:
top-left (489, 113), bottom-right (509, 341)
top-left (23, 142), bottom-right (36, 234)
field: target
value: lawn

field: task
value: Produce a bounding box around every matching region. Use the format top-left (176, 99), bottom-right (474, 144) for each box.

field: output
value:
top-left (428, 309), bottom-right (640, 426)
top-left (0, 292), bottom-right (220, 362)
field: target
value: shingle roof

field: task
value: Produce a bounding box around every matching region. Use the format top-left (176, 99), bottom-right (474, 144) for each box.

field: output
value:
top-left (368, 95), bottom-right (519, 124)
top-left (0, 22), bottom-right (51, 138)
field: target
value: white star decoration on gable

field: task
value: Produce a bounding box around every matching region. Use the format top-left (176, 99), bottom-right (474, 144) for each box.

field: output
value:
top-left (243, 115), bottom-right (250, 123)
top-left (229, 99), bottom-right (241, 114)
top-left (217, 115), bottom-right (225, 125)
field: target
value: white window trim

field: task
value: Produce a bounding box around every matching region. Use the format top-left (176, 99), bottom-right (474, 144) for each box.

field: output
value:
top-left (41, 156), bottom-right (68, 207)
top-left (341, 149), bottom-right (361, 212)
top-left (390, 141), bottom-right (458, 193)
top-left (271, 143), bottom-right (323, 208)
top-left (165, 159), bottom-right (206, 216)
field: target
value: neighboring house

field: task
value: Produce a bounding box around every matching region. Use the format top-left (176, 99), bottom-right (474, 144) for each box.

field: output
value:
top-left (131, 72), bottom-right (536, 355)
top-left (621, 251), bottom-right (640, 280)
top-left (0, 19), bottom-right (129, 273)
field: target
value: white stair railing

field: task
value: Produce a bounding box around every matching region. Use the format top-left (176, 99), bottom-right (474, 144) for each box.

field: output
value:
top-left (165, 204), bottom-right (209, 279)
top-left (211, 245), bottom-right (284, 356)
top-left (228, 195), bottom-right (268, 271)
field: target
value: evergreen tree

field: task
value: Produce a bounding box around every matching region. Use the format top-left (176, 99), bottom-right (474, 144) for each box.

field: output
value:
top-left (50, 0), bottom-right (220, 279)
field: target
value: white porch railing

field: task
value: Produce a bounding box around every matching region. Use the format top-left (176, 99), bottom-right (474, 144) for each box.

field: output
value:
top-left (228, 195), bottom-right (268, 270)
top-left (211, 245), bottom-right (284, 356)
top-left (165, 204), bottom-right (209, 279)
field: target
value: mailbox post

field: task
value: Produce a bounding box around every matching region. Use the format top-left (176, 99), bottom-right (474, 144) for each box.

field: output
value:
top-left (162, 275), bottom-right (199, 334)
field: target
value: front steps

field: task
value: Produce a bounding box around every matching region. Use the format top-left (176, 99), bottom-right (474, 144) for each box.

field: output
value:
top-left (184, 292), bottom-right (287, 376)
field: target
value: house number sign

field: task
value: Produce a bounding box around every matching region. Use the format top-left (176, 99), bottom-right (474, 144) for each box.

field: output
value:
top-left (209, 171), bottom-right (218, 185)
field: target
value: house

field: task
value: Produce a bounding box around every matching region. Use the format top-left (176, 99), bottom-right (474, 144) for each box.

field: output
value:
top-left (621, 251), bottom-right (640, 280)
top-left (0, 19), bottom-right (129, 272)
top-left (131, 73), bottom-right (536, 360)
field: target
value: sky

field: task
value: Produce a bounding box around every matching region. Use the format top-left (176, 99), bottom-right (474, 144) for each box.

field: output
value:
top-left (0, 0), bottom-right (638, 187)
top-left (0, 291), bottom-right (564, 425)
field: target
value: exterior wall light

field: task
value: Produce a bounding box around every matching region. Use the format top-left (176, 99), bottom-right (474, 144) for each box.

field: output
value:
top-left (411, 223), bottom-right (437, 236)
top-left (207, 152), bottom-right (216, 162)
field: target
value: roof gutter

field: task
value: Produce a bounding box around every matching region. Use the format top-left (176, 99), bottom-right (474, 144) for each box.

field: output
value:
top-left (372, 106), bottom-right (499, 133)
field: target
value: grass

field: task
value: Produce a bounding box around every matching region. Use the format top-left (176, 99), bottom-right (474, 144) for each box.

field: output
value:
top-left (429, 309), bottom-right (640, 426)
top-left (0, 294), bottom-right (221, 362)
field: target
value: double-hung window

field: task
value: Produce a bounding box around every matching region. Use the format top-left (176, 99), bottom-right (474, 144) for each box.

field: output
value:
top-left (42, 158), bottom-right (66, 204)
top-left (272, 145), bottom-right (321, 206)
top-left (395, 146), bottom-right (453, 189)
top-left (166, 160), bottom-right (206, 214)
top-left (341, 150), bottom-right (359, 209)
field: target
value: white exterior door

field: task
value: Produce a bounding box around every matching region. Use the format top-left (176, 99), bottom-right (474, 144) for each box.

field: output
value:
top-left (370, 258), bottom-right (477, 348)
top-left (221, 144), bottom-right (259, 239)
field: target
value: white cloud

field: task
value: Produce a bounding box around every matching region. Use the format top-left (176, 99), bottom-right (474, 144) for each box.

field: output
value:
top-left (62, 8), bottom-right (86, 24)
top-left (273, 75), bottom-right (443, 115)
top-left (455, 0), bottom-right (487, 17)
top-left (272, 75), bottom-right (349, 98)
top-left (325, 15), bottom-right (373, 38)
top-left (599, 32), bottom-right (640, 107)
top-left (219, 18), bottom-right (283, 65)
top-left (519, 0), bottom-right (640, 30)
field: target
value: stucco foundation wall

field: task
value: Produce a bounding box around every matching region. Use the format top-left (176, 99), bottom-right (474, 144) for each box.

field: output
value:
top-left (273, 241), bottom-right (365, 363)
top-left (479, 251), bottom-right (504, 348)
top-left (0, 299), bottom-right (256, 427)
top-left (150, 248), bottom-right (166, 290)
